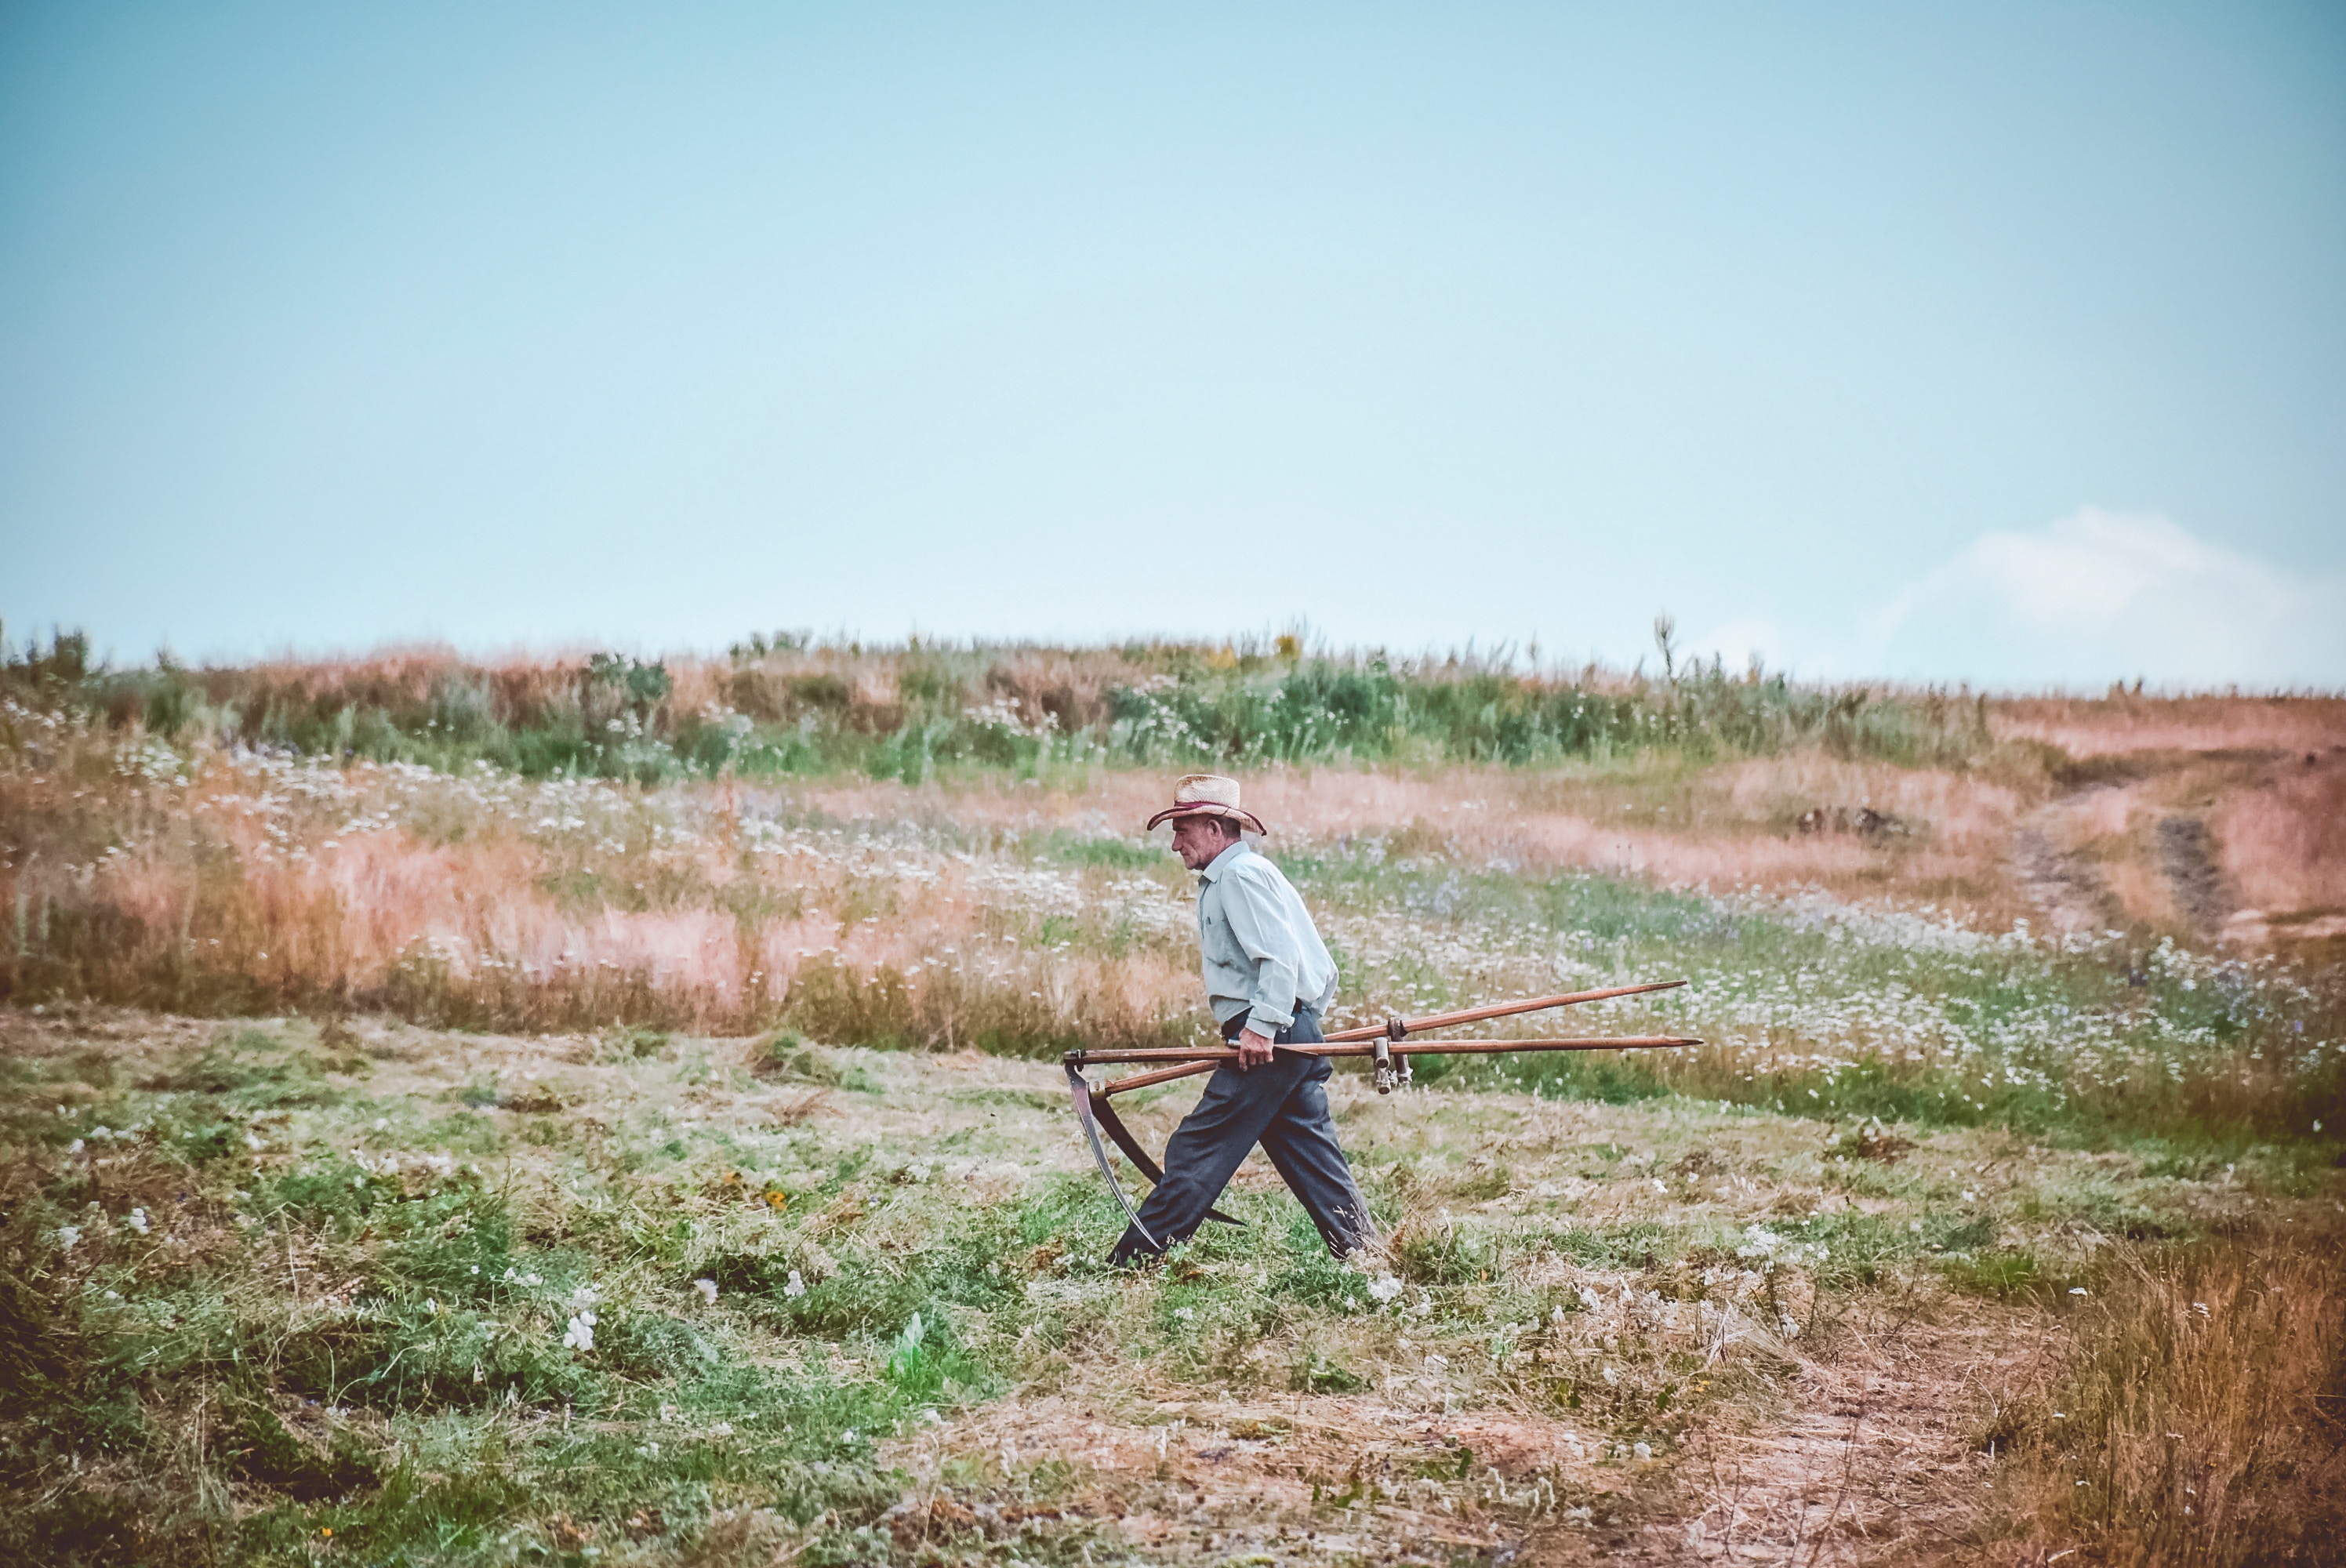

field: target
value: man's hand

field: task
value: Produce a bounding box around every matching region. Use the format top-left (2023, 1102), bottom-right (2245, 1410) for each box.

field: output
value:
top-left (1235, 1027), bottom-right (1276, 1071)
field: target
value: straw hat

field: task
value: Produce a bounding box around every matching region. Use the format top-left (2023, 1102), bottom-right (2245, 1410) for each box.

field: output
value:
top-left (1146, 774), bottom-right (1267, 835)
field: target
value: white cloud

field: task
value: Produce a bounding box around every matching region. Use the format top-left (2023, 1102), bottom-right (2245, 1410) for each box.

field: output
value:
top-left (1866, 508), bottom-right (2346, 690)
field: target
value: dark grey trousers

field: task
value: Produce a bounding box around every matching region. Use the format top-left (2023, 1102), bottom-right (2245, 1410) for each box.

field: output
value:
top-left (1109, 1007), bottom-right (1376, 1265)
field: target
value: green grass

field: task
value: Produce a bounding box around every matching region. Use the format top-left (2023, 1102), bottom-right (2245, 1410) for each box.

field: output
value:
top-left (2, 1007), bottom-right (2337, 1564)
top-left (2, 1029), bottom-right (1029, 1563)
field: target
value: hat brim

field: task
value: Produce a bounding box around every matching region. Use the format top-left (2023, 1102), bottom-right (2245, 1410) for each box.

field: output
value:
top-left (1146, 802), bottom-right (1268, 836)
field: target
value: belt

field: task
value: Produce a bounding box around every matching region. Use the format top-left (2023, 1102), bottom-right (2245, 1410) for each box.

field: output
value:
top-left (1221, 1003), bottom-right (1312, 1041)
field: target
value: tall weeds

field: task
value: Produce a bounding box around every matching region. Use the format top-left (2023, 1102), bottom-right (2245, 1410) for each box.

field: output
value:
top-left (1995, 1225), bottom-right (2346, 1564)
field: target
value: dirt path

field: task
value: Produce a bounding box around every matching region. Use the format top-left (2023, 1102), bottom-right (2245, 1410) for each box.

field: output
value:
top-left (2153, 814), bottom-right (2234, 940)
top-left (2007, 787), bottom-right (2123, 935)
top-left (2010, 780), bottom-right (2242, 942)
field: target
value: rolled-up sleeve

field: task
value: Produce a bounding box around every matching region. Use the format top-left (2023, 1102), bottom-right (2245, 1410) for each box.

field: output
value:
top-left (1218, 865), bottom-right (1303, 1033)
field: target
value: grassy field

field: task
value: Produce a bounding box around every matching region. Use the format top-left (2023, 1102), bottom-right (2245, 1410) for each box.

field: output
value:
top-left (3, 643), bottom-right (2344, 1566)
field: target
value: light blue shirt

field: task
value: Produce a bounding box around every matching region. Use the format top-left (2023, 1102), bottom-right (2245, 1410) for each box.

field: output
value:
top-left (1197, 840), bottom-right (1338, 1033)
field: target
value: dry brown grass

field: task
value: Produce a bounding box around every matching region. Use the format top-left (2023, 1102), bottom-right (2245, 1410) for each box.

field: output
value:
top-left (9, 684), bottom-right (2345, 1048)
top-left (2216, 759), bottom-right (2346, 942)
top-left (201, 644), bottom-right (605, 728)
top-left (200, 641), bottom-right (1194, 742)
top-left (0, 745), bottom-right (1202, 1045)
top-left (794, 756), bottom-right (2037, 920)
top-left (1992, 695), bottom-right (2346, 759)
top-left (1986, 1224), bottom-right (2346, 1566)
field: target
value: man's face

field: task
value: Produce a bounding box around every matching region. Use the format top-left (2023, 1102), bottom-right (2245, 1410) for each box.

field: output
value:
top-left (1170, 815), bottom-right (1236, 871)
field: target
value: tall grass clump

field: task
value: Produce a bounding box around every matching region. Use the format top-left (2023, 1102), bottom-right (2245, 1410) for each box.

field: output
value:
top-left (1990, 1224), bottom-right (2346, 1564)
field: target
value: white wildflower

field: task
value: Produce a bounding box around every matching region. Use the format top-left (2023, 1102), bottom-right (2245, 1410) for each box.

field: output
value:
top-left (125, 1207), bottom-right (150, 1236)
top-left (561, 1311), bottom-right (597, 1352)
top-left (55, 1225), bottom-right (82, 1251)
top-left (694, 1277), bottom-right (718, 1305)
top-left (1368, 1273), bottom-right (1404, 1305)
top-left (784, 1269), bottom-right (806, 1298)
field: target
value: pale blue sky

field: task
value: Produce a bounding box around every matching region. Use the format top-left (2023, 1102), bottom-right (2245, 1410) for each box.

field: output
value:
top-left (3, 2), bottom-right (2342, 688)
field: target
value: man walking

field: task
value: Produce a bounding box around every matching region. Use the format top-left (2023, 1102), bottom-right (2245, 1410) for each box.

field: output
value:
top-left (1109, 775), bottom-right (1377, 1265)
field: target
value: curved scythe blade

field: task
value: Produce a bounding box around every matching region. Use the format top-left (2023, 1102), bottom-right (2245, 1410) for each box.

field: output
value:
top-left (1068, 1063), bottom-right (1156, 1248)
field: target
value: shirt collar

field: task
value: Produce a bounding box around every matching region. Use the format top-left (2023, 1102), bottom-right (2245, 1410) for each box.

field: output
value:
top-left (1199, 838), bottom-right (1251, 883)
